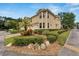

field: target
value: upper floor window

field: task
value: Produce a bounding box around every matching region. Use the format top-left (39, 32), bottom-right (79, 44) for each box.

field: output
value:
top-left (47, 13), bottom-right (49, 18)
top-left (39, 15), bottom-right (42, 19)
top-left (43, 13), bottom-right (45, 18)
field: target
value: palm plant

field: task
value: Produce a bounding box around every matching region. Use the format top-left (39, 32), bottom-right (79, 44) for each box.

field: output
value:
top-left (22, 17), bottom-right (31, 31)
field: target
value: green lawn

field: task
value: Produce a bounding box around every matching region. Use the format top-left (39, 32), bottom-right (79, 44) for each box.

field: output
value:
top-left (4, 35), bottom-right (46, 46)
top-left (4, 29), bottom-right (70, 46)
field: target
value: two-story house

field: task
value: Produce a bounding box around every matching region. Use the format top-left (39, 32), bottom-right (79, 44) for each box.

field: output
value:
top-left (31, 9), bottom-right (61, 30)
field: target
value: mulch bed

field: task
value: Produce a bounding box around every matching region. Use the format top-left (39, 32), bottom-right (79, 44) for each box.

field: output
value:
top-left (5, 42), bottom-right (61, 56)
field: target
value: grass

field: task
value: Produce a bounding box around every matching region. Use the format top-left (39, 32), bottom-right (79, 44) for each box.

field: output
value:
top-left (57, 31), bottom-right (70, 46)
top-left (4, 35), bottom-right (46, 46)
top-left (5, 29), bottom-right (70, 46)
top-left (4, 37), bottom-right (15, 45)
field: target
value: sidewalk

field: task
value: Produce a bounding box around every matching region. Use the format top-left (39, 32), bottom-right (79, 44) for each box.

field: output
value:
top-left (58, 29), bottom-right (79, 56)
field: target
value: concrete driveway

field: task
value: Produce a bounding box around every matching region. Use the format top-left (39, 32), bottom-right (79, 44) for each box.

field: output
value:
top-left (0, 31), bottom-right (10, 56)
top-left (58, 29), bottom-right (79, 56)
top-left (0, 31), bottom-right (21, 56)
top-left (0, 31), bottom-right (27, 56)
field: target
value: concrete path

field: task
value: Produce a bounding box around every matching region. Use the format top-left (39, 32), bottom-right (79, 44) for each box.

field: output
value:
top-left (0, 31), bottom-right (10, 56)
top-left (0, 31), bottom-right (23, 56)
top-left (0, 36), bottom-right (5, 56)
top-left (58, 29), bottom-right (79, 56)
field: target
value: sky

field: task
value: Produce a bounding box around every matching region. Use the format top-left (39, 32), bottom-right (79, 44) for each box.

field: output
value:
top-left (0, 3), bottom-right (79, 22)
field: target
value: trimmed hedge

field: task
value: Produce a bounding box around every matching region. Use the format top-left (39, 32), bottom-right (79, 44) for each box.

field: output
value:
top-left (57, 31), bottom-right (70, 46)
top-left (42, 31), bottom-right (59, 39)
top-left (34, 29), bottom-right (59, 34)
top-left (57, 30), bottom-right (66, 34)
top-left (5, 35), bottom-right (46, 46)
top-left (34, 29), bottom-right (44, 34)
top-left (47, 35), bottom-right (57, 43)
top-left (42, 30), bottom-right (50, 35)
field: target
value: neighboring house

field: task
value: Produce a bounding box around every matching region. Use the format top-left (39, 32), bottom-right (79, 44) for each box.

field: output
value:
top-left (31, 9), bottom-right (61, 30)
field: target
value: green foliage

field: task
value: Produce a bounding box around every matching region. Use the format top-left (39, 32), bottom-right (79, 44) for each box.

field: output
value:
top-left (57, 31), bottom-right (70, 46)
top-left (57, 30), bottom-right (66, 34)
top-left (58, 12), bottom-right (75, 29)
top-left (9, 29), bottom-right (19, 34)
top-left (47, 35), bottom-right (57, 43)
top-left (5, 35), bottom-right (45, 46)
top-left (4, 37), bottom-right (15, 45)
top-left (34, 29), bottom-right (44, 34)
top-left (0, 20), bottom-right (5, 29)
top-left (42, 30), bottom-right (50, 35)
top-left (4, 20), bottom-right (17, 29)
top-left (5, 29), bottom-right (70, 46)
top-left (22, 17), bottom-right (31, 31)
top-left (42, 31), bottom-right (59, 39)
top-left (21, 29), bottom-right (33, 36)
top-left (34, 29), bottom-right (59, 35)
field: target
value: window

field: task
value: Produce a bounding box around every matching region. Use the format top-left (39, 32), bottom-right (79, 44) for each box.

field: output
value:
top-left (47, 14), bottom-right (49, 18)
top-left (43, 23), bottom-right (45, 28)
top-left (47, 23), bottom-right (49, 28)
top-left (47, 13), bottom-right (49, 18)
top-left (39, 15), bottom-right (42, 19)
top-left (56, 24), bottom-right (58, 27)
top-left (39, 23), bottom-right (42, 28)
top-left (43, 13), bottom-right (45, 18)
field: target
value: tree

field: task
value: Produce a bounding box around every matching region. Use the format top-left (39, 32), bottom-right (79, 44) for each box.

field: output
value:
top-left (4, 20), bottom-right (17, 29)
top-left (22, 17), bottom-right (31, 31)
top-left (58, 12), bottom-right (75, 29)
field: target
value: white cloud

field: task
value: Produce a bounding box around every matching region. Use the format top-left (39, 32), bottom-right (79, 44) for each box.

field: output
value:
top-left (64, 3), bottom-right (79, 13)
top-left (69, 3), bottom-right (79, 6)
top-left (0, 10), bottom-right (14, 16)
top-left (48, 5), bottom-right (63, 14)
top-left (69, 7), bottom-right (79, 12)
top-left (65, 3), bottom-right (79, 7)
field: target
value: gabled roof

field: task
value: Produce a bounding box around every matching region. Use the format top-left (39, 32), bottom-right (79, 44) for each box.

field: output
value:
top-left (31, 9), bottom-right (59, 18)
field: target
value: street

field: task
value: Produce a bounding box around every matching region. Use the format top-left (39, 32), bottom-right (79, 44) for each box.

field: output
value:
top-left (58, 29), bottom-right (79, 56)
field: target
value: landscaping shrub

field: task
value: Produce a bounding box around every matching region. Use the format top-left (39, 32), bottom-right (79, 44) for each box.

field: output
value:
top-left (34, 29), bottom-right (59, 34)
top-left (34, 29), bottom-right (44, 34)
top-left (5, 35), bottom-right (46, 46)
top-left (21, 31), bottom-right (27, 36)
top-left (9, 29), bottom-right (19, 34)
top-left (48, 29), bottom-right (59, 31)
top-left (42, 30), bottom-right (50, 35)
top-left (57, 30), bottom-right (66, 34)
top-left (57, 31), bottom-right (70, 46)
top-left (21, 29), bottom-right (33, 36)
top-left (42, 31), bottom-right (59, 39)
top-left (47, 35), bottom-right (57, 43)
top-left (27, 29), bottom-right (33, 35)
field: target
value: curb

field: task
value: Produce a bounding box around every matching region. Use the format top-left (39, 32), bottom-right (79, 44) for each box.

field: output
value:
top-left (64, 29), bottom-right (73, 45)
top-left (57, 29), bottom-right (73, 56)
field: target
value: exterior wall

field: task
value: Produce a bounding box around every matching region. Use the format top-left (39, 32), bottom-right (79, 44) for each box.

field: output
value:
top-left (31, 10), bottom-right (61, 30)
